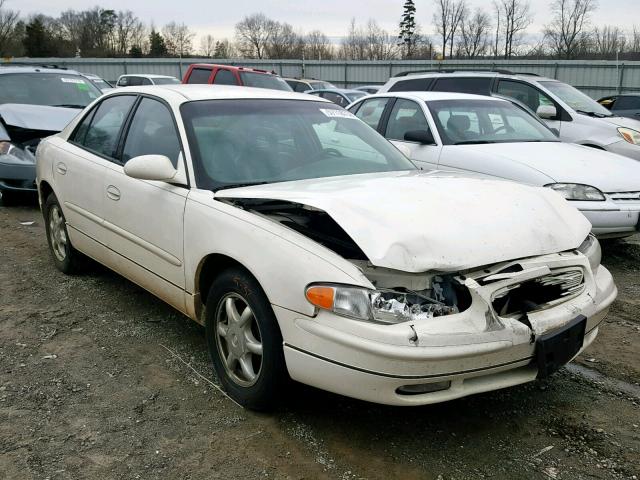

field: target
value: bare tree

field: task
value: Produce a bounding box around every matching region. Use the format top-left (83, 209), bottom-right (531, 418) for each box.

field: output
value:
top-left (459, 9), bottom-right (491, 58)
top-left (630, 26), bottom-right (640, 54)
top-left (340, 18), bottom-right (367, 60)
top-left (162, 22), bottom-right (194, 56)
top-left (235, 13), bottom-right (274, 59)
top-left (267, 21), bottom-right (303, 59)
top-left (496, 0), bottom-right (533, 58)
top-left (199, 34), bottom-right (215, 57)
top-left (544, 0), bottom-right (596, 58)
top-left (433, 0), bottom-right (466, 59)
top-left (305, 30), bottom-right (333, 60)
top-left (113, 11), bottom-right (141, 56)
top-left (593, 25), bottom-right (626, 57)
top-left (0, 0), bottom-right (19, 56)
top-left (340, 18), bottom-right (397, 60)
top-left (214, 39), bottom-right (235, 58)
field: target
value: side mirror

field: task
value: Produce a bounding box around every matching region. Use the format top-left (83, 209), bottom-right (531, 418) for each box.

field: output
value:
top-left (404, 129), bottom-right (435, 145)
top-left (537, 105), bottom-right (557, 119)
top-left (124, 155), bottom-right (181, 183)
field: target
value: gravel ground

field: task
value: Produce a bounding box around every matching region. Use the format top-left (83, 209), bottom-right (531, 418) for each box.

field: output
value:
top-left (1, 201), bottom-right (639, 480)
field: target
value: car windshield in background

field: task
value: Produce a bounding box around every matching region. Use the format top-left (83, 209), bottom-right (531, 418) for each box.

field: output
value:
top-left (0, 73), bottom-right (101, 108)
top-left (428, 99), bottom-right (560, 146)
top-left (153, 77), bottom-right (181, 85)
top-left (539, 81), bottom-right (613, 117)
top-left (91, 78), bottom-right (112, 88)
top-left (239, 72), bottom-right (292, 91)
top-left (181, 99), bottom-right (416, 190)
top-left (346, 91), bottom-right (367, 102)
top-left (309, 81), bottom-right (333, 89)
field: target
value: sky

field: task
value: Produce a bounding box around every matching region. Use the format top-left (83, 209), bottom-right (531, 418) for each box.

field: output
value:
top-left (12, 0), bottom-right (640, 43)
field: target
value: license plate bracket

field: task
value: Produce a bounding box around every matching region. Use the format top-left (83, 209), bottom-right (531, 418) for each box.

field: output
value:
top-left (535, 315), bottom-right (587, 378)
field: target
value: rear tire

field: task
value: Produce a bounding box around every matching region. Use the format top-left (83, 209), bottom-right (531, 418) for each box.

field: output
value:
top-left (205, 267), bottom-right (288, 411)
top-left (43, 193), bottom-right (83, 274)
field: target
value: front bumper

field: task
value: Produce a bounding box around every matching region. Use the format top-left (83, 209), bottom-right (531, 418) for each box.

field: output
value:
top-left (0, 161), bottom-right (37, 192)
top-left (276, 259), bottom-right (617, 406)
top-left (605, 139), bottom-right (640, 161)
top-left (574, 198), bottom-right (640, 238)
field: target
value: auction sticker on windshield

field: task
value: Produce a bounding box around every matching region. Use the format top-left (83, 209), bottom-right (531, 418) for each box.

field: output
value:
top-left (61, 78), bottom-right (86, 84)
top-left (320, 109), bottom-right (357, 119)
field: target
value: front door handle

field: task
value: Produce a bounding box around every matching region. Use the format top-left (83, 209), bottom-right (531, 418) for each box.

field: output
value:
top-left (106, 185), bottom-right (121, 201)
top-left (55, 162), bottom-right (67, 175)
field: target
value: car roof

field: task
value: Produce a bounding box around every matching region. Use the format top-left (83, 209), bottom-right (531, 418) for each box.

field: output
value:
top-left (109, 84), bottom-right (332, 103)
top-left (389, 70), bottom-right (555, 83)
top-left (120, 74), bottom-right (176, 79)
top-left (362, 91), bottom-right (509, 102)
top-left (190, 64), bottom-right (276, 75)
top-left (311, 88), bottom-right (363, 94)
top-left (0, 65), bottom-right (83, 75)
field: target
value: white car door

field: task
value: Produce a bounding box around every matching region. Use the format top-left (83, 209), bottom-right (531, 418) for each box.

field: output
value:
top-left (384, 98), bottom-right (441, 169)
top-left (54, 94), bottom-right (137, 244)
top-left (101, 96), bottom-right (188, 312)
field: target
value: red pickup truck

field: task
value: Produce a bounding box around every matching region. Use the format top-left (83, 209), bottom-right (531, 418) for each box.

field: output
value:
top-left (182, 64), bottom-right (292, 91)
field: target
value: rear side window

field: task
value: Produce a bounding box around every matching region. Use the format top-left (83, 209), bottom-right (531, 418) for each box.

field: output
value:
top-left (122, 98), bottom-right (181, 166)
top-left (213, 69), bottom-right (237, 85)
top-left (187, 68), bottom-right (212, 84)
top-left (117, 77), bottom-right (129, 87)
top-left (431, 77), bottom-right (491, 94)
top-left (77, 95), bottom-right (136, 159)
top-left (291, 81), bottom-right (310, 92)
top-left (126, 77), bottom-right (143, 86)
top-left (321, 92), bottom-right (349, 107)
top-left (388, 78), bottom-right (432, 92)
top-left (352, 97), bottom-right (389, 130)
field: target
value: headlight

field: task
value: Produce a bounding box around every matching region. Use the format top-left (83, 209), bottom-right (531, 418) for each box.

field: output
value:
top-left (0, 141), bottom-right (35, 164)
top-left (305, 284), bottom-right (458, 324)
top-left (546, 183), bottom-right (605, 201)
top-left (577, 234), bottom-right (602, 271)
top-left (618, 127), bottom-right (640, 145)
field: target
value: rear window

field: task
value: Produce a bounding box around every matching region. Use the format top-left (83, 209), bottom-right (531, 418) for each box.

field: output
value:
top-left (187, 68), bottom-right (213, 84)
top-left (431, 77), bottom-right (492, 94)
top-left (388, 77), bottom-right (432, 92)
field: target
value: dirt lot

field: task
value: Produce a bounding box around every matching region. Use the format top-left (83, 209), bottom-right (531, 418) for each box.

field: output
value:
top-left (1, 201), bottom-right (639, 480)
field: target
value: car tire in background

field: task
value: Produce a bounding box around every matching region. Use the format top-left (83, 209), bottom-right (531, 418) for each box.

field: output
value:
top-left (43, 193), bottom-right (84, 274)
top-left (205, 267), bottom-right (288, 411)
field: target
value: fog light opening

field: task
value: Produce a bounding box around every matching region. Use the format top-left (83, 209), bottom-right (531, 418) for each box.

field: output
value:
top-left (396, 381), bottom-right (451, 396)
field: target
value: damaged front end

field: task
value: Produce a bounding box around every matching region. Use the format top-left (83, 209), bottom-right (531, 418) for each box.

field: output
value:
top-left (0, 123), bottom-right (46, 194)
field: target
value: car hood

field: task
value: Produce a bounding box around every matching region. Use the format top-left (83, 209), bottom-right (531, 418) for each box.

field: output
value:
top-left (600, 115), bottom-right (640, 130)
top-left (450, 142), bottom-right (640, 192)
top-left (0, 103), bottom-right (81, 132)
top-left (215, 170), bottom-right (591, 273)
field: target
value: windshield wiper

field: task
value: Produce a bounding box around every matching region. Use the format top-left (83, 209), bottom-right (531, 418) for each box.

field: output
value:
top-left (51, 104), bottom-right (86, 109)
top-left (454, 140), bottom-right (498, 145)
top-left (575, 109), bottom-right (611, 118)
top-left (215, 181), bottom-right (269, 191)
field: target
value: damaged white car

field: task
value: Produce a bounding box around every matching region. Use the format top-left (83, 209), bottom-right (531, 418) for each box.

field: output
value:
top-left (36, 86), bottom-right (617, 409)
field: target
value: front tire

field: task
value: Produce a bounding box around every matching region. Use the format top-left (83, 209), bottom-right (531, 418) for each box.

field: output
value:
top-left (43, 193), bottom-right (83, 274)
top-left (205, 267), bottom-right (288, 411)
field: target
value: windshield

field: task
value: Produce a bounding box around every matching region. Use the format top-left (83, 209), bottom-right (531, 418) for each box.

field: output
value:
top-left (239, 72), bottom-right (292, 91)
top-left (153, 77), bottom-right (180, 85)
top-left (539, 81), bottom-right (612, 117)
top-left (181, 99), bottom-right (416, 190)
top-left (0, 73), bottom-right (102, 108)
top-left (428, 99), bottom-right (559, 145)
top-left (346, 91), bottom-right (367, 102)
top-left (309, 81), bottom-right (334, 90)
top-left (89, 78), bottom-right (112, 88)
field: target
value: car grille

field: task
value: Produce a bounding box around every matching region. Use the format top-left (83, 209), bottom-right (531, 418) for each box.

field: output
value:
top-left (492, 269), bottom-right (585, 318)
top-left (609, 191), bottom-right (640, 202)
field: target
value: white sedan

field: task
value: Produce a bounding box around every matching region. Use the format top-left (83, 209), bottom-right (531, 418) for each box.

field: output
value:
top-left (348, 92), bottom-right (640, 238)
top-left (36, 85), bottom-right (616, 409)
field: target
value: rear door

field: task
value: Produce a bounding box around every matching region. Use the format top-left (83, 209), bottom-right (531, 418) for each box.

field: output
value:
top-left (101, 95), bottom-right (188, 311)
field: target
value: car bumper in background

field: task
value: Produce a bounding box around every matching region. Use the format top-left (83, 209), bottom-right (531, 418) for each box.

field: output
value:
top-left (0, 162), bottom-right (37, 192)
top-left (576, 200), bottom-right (640, 238)
top-left (606, 140), bottom-right (640, 161)
top-left (276, 263), bottom-right (617, 406)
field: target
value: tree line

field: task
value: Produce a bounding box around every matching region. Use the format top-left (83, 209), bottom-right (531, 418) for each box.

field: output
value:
top-left (0, 0), bottom-right (639, 60)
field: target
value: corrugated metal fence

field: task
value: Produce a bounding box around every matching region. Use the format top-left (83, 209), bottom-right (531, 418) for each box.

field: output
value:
top-left (7, 58), bottom-right (640, 98)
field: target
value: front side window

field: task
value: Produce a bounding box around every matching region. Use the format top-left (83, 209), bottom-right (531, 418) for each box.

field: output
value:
top-left (538, 80), bottom-right (612, 117)
top-left (239, 72), bottom-right (292, 91)
top-left (0, 73), bottom-right (101, 108)
top-left (122, 98), bottom-right (181, 166)
top-left (213, 69), bottom-right (237, 85)
top-left (352, 97), bottom-right (389, 130)
top-left (385, 99), bottom-right (431, 141)
top-left (432, 77), bottom-right (492, 94)
top-left (181, 99), bottom-right (416, 190)
top-left (388, 77), bottom-right (431, 92)
top-left (126, 77), bottom-right (143, 86)
top-left (614, 96), bottom-right (640, 110)
top-left (78, 95), bottom-right (136, 158)
top-left (187, 68), bottom-right (213, 84)
top-left (496, 80), bottom-right (557, 115)
top-left (427, 99), bottom-right (559, 145)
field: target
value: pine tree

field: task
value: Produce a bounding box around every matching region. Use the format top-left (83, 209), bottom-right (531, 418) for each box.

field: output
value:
top-left (398, 0), bottom-right (417, 59)
top-left (148, 29), bottom-right (167, 57)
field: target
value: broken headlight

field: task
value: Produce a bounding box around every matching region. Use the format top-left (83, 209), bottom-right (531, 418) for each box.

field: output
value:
top-left (305, 284), bottom-right (458, 324)
top-left (0, 141), bottom-right (35, 164)
top-left (577, 234), bottom-right (601, 271)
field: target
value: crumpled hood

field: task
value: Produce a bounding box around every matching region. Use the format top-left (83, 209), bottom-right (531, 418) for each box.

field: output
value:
top-left (451, 142), bottom-right (640, 192)
top-left (0, 103), bottom-right (81, 132)
top-left (600, 115), bottom-right (640, 130)
top-left (216, 170), bottom-right (591, 272)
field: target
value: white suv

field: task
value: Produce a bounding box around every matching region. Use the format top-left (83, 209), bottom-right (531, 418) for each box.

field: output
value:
top-left (380, 70), bottom-right (640, 161)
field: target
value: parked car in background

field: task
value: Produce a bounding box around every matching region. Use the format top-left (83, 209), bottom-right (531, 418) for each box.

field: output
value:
top-left (354, 85), bottom-right (381, 94)
top-left (116, 74), bottom-right (181, 87)
top-left (284, 78), bottom-right (335, 92)
top-left (183, 64), bottom-right (292, 91)
top-left (37, 84), bottom-right (615, 410)
top-left (0, 65), bottom-right (101, 204)
top-left (380, 70), bottom-right (640, 161)
top-left (81, 73), bottom-right (114, 92)
top-left (598, 93), bottom-right (640, 119)
top-left (348, 91), bottom-right (640, 238)
top-left (306, 88), bottom-right (367, 107)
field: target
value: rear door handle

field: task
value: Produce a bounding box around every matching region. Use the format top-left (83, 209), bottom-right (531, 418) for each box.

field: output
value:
top-left (106, 185), bottom-right (121, 201)
top-left (55, 162), bottom-right (67, 175)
